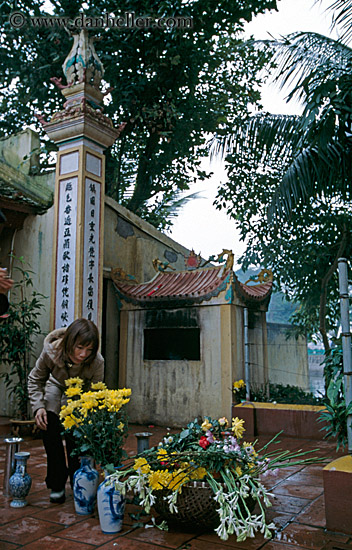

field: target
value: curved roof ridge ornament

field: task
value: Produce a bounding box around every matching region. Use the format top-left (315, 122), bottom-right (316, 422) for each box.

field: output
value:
top-left (111, 267), bottom-right (139, 285)
top-left (244, 268), bottom-right (273, 286)
top-left (215, 249), bottom-right (234, 271)
top-left (185, 249), bottom-right (202, 270)
top-left (152, 258), bottom-right (176, 272)
top-left (199, 249), bottom-right (235, 272)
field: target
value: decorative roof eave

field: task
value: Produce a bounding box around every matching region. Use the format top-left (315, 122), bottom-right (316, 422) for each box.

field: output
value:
top-left (0, 161), bottom-right (54, 213)
top-left (113, 272), bottom-right (232, 309)
top-left (111, 259), bottom-right (273, 310)
top-left (112, 266), bottom-right (233, 308)
top-left (232, 275), bottom-right (273, 308)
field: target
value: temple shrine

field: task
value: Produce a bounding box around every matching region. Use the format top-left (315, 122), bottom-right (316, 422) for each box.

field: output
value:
top-left (112, 251), bottom-right (273, 426)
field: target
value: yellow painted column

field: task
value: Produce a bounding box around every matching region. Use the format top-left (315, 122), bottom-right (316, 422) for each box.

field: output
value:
top-left (40, 30), bottom-right (124, 332)
top-left (220, 303), bottom-right (233, 420)
top-left (50, 144), bottom-right (105, 329)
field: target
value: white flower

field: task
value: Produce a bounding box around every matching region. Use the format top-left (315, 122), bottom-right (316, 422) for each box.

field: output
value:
top-left (165, 492), bottom-right (179, 514)
top-left (215, 520), bottom-right (229, 541)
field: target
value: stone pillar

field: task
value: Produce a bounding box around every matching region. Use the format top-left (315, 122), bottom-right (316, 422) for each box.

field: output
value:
top-left (38, 30), bottom-right (125, 330)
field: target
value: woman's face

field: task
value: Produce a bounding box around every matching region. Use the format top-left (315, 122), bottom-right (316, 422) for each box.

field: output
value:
top-left (70, 342), bottom-right (94, 365)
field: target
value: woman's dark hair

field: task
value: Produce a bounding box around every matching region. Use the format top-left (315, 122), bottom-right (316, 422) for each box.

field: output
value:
top-left (58, 318), bottom-right (99, 365)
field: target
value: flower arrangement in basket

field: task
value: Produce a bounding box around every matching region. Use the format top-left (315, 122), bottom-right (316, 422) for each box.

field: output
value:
top-left (107, 415), bottom-right (324, 542)
top-left (60, 377), bottom-right (131, 468)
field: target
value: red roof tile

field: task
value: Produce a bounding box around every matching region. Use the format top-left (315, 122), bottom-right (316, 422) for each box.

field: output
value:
top-left (241, 281), bottom-right (272, 299)
top-left (114, 266), bottom-right (272, 305)
top-left (116, 266), bottom-right (230, 302)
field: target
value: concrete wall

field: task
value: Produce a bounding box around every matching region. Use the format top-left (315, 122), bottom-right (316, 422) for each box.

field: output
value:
top-left (104, 196), bottom-right (190, 281)
top-left (120, 303), bottom-right (240, 427)
top-left (119, 299), bottom-right (272, 427)
top-left (267, 322), bottom-right (309, 390)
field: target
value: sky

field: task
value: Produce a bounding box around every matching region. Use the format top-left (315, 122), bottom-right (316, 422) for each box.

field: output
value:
top-left (168, 0), bottom-right (337, 266)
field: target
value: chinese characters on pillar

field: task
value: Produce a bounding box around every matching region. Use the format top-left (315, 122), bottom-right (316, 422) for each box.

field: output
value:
top-left (82, 177), bottom-right (101, 324)
top-left (55, 177), bottom-right (78, 327)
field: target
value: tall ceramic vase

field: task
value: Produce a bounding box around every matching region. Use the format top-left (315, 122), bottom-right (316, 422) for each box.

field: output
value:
top-left (73, 456), bottom-right (99, 515)
top-left (97, 473), bottom-right (125, 534)
top-left (8, 451), bottom-right (32, 508)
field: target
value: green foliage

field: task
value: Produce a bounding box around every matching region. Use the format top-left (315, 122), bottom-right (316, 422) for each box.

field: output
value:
top-left (71, 405), bottom-right (129, 468)
top-left (318, 339), bottom-right (351, 450)
top-left (0, 258), bottom-right (46, 419)
top-left (250, 383), bottom-right (324, 406)
top-left (0, 0), bottom-right (275, 229)
top-left (212, 2), bottom-right (352, 342)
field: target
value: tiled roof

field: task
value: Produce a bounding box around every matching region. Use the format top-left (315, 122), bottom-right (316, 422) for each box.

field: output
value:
top-left (116, 266), bottom-right (230, 304)
top-left (236, 279), bottom-right (272, 301)
top-left (114, 266), bottom-right (273, 306)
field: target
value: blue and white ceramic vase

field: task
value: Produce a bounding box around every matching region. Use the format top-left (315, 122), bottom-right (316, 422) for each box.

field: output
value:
top-left (73, 456), bottom-right (99, 515)
top-left (97, 473), bottom-right (125, 534)
top-left (8, 451), bottom-right (32, 508)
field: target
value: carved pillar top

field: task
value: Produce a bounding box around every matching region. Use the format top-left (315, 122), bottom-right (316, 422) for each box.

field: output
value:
top-left (63, 29), bottom-right (104, 91)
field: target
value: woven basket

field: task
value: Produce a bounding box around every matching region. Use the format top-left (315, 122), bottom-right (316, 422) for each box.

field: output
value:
top-left (153, 480), bottom-right (255, 531)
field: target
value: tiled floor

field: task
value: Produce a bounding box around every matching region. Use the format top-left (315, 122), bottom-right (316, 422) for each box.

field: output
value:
top-left (1, 424), bottom-right (351, 550)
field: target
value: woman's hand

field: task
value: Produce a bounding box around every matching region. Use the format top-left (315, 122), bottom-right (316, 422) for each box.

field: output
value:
top-left (35, 408), bottom-right (48, 430)
top-left (0, 268), bottom-right (14, 293)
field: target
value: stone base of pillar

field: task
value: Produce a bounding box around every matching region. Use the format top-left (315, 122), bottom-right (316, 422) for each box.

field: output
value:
top-left (323, 455), bottom-right (352, 534)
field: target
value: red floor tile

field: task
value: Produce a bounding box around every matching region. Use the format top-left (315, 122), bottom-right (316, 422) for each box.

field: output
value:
top-left (295, 496), bottom-right (326, 528)
top-left (275, 523), bottom-right (349, 549)
top-left (185, 538), bottom-right (253, 550)
top-left (0, 517), bottom-right (62, 545)
top-left (25, 489), bottom-right (60, 508)
top-left (98, 538), bottom-right (185, 550)
top-left (1, 427), bottom-right (351, 550)
top-left (54, 518), bottom-right (117, 546)
top-left (18, 536), bottom-right (95, 550)
top-left (261, 543), bottom-right (309, 550)
top-left (197, 531), bottom-right (268, 549)
top-left (126, 525), bottom-right (197, 548)
top-left (272, 481), bottom-right (323, 500)
top-left (0, 543), bottom-right (19, 550)
top-left (269, 494), bottom-right (312, 514)
top-left (0, 500), bottom-right (42, 525)
top-left (284, 472), bottom-right (323, 487)
top-left (265, 510), bottom-right (296, 531)
top-left (32, 501), bottom-right (86, 526)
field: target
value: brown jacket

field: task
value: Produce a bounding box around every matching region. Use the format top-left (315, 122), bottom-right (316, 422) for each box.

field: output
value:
top-left (28, 328), bottom-right (104, 416)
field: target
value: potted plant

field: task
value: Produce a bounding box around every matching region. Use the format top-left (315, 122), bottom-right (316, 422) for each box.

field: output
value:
top-left (108, 416), bottom-right (324, 542)
top-left (0, 257), bottom-right (46, 428)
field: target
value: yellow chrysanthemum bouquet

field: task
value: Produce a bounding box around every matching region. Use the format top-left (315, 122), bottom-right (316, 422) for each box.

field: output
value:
top-left (60, 377), bottom-right (131, 468)
top-left (107, 415), bottom-right (322, 541)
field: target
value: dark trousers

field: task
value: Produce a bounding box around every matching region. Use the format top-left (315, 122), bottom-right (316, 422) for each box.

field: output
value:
top-left (41, 411), bottom-right (80, 491)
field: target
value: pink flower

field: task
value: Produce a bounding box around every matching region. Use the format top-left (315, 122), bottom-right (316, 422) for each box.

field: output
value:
top-left (206, 430), bottom-right (215, 444)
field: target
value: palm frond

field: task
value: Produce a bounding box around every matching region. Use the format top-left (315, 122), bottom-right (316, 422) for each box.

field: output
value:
top-left (269, 140), bottom-right (352, 219)
top-left (210, 114), bottom-right (304, 166)
top-left (268, 32), bottom-right (352, 104)
top-left (163, 191), bottom-right (204, 219)
top-left (328, 0), bottom-right (352, 44)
